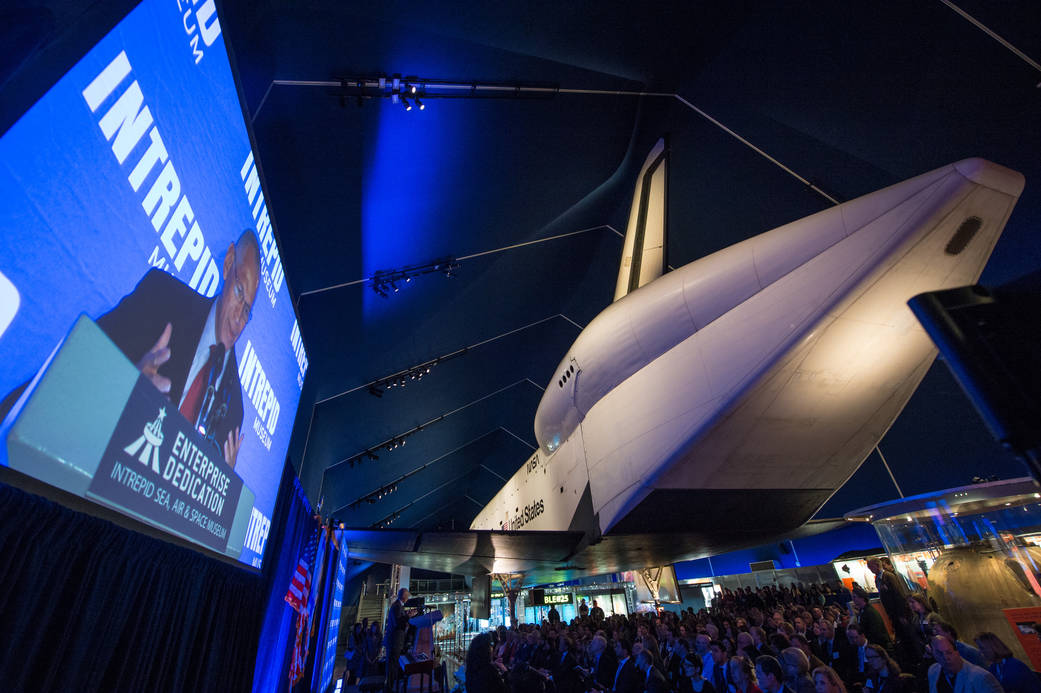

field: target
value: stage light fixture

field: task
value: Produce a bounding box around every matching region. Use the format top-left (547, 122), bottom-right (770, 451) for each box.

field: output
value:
top-left (402, 96), bottom-right (412, 111)
top-left (416, 97), bottom-right (425, 110)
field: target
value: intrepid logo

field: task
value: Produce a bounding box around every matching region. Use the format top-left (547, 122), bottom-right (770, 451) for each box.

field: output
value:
top-left (124, 406), bottom-right (167, 473)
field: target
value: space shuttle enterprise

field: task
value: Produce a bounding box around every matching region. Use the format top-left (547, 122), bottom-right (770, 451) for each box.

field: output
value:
top-left (347, 142), bottom-right (1024, 581)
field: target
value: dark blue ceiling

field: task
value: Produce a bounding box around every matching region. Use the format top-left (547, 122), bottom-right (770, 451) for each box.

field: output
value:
top-left (5, 0), bottom-right (1040, 540)
top-left (218, 0), bottom-right (1041, 532)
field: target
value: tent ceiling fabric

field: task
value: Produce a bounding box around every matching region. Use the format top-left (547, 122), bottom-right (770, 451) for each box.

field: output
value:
top-left (211, 0), bottom-right (1041, 544)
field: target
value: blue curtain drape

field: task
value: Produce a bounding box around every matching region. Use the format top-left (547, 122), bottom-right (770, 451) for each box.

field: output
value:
top-left (309, 535), bottom-right (340, 692)
top-left (252, 465), bottom-right (316, 693)
top-left (0, 480), bottom-right (266, 691)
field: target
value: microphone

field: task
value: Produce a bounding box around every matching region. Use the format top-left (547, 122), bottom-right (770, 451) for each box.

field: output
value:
top-left (196, 343), bottom-right (226, 433)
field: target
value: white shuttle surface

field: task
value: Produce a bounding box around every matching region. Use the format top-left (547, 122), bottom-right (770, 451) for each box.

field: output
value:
top-left (347, 145), bottom-right (1025, 580)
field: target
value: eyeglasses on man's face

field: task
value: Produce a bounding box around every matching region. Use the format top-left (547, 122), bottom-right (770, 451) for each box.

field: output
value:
top-left (230, 261), bottom-right (254, 324)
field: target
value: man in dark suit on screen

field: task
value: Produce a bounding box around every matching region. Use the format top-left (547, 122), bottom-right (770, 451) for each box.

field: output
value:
top-left (97, 230), bottom-right (260, 468)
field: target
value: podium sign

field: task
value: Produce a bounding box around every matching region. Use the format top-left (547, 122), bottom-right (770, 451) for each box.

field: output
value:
top-left (87, 377), bottom-right (245, 554)
top-left (5, 316), bottom-right (254, 558)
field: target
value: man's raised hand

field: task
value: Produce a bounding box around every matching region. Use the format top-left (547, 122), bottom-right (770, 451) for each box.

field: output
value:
top-left (137, 322), bottom-right (172, 393)
top-left (224, 426), bottom-right (244, 469)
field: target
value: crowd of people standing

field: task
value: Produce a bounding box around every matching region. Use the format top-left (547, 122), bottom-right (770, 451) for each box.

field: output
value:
top-left (462, 559), bottom-right (1040, 693)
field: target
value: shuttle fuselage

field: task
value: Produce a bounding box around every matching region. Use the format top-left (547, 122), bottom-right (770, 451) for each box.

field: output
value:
top-left (471, 158), bottom-right (1024, 562)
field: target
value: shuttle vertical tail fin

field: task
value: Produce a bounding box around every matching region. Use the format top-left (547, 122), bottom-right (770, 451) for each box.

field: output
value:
top-left (614, 137), bottom-right (669, 301)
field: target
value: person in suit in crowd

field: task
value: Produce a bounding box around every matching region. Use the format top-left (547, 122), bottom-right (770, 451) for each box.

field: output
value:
top-left (552, 633), bottom-right (581, 693)
top-left (851, 588), bottom-right (893, 652)
top-left (587, 634), bottom-right (619, 691)
top-left (613, 638), bottom-right (641, 693)
top-left (791, 634), bottom-right (826, 673)
top-left (781, 648), bottom-right (816, 693)
top-left (636, 649), bottom-right (669, 693)
top-left (757, 655), bottom-right (796, 693)
top-left (927, 636), bottom-right (1002, 693)
top-left (864, 643), bottom-right (915, 693)
top-left (975, 631), bottom-right (1041, 693)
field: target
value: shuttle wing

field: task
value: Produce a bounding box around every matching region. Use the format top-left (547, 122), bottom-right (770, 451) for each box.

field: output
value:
top-left (340, 518), bottom-right (847, 584)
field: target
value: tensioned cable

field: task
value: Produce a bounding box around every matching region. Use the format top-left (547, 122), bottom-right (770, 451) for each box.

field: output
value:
top-left (456, 224), bottom-right (620, 261)
top-left (255, 80), bottom-right (839, 205)
top-left (938, 0), bottom-right (1041, 82)
top-left (298, 224), bottom-right (621, 300)
top-left (313, 313), bottom-right (581, 407)
top-left (332, 427), bottom-right (503, 514)
top-left (671, 95), bottom-right (839, 205)
top-left (324, 377), bottom-right (544, 473)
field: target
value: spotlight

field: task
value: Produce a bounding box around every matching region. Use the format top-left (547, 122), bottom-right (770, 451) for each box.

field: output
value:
top-left (416, 97), bottom-right (424, 110)
top-left (408, 83), bottom-right (417, 95)
top-left (402, 96), bottom-right (412, 111)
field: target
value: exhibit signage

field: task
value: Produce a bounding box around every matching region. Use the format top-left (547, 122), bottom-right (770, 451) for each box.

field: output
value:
top-left (529, 588), bottom-right (573, 606)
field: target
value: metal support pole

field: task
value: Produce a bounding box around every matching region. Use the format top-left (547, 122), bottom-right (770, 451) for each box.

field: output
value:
top-left (876, 445), bottom-right (905, 498)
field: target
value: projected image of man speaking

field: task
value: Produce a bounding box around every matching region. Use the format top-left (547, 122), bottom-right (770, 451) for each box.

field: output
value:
top-left (97, 230), bottom-right (260, 469)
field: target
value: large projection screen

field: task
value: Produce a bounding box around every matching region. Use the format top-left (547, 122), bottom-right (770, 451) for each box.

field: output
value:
top-left (0, 0), bottom-right (307, 570)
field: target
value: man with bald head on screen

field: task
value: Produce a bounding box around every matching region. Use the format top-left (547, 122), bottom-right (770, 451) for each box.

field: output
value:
top-left (97, 230), bottom-right (260, 468)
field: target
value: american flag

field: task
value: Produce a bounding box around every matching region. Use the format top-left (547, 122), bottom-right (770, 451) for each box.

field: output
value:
top-left (285, 527), bottom-right (320, 613)
top-left (289, 609), bottom-right (309, 686)
top-left (287, 526), bottom-right (322, 686)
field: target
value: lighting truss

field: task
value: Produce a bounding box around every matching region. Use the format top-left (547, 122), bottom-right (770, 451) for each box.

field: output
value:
top-left (370, 257), bottom-right (459, 298)
top-left (373, 511), bottom-right (401, 529)
top-left (336, 73), bottom-right (559, 112)
top-left (367, 349), bottom-right (469, 397)
top-left (343, 415), bottom-right (445, 468)
top-left (347, 479), bottom-right (403, 511)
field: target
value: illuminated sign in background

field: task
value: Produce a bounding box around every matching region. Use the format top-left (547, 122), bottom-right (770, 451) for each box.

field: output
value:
top-left (0, 0), bottom-right (306, 569)
top-left (528, 589), bottom-right (573, 606)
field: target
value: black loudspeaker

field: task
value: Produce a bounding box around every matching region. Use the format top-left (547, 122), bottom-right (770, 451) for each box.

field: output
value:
top-left (471, 575), bottom-right (491, 619)
top-left (909, 272), bottom-right (1041, 478)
